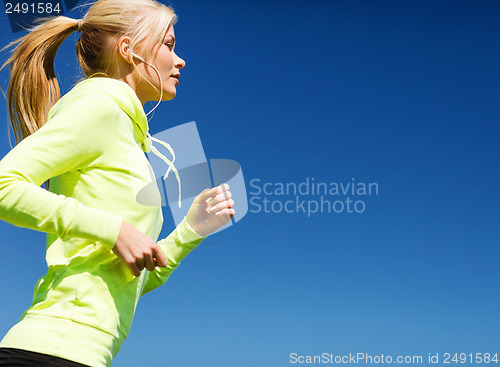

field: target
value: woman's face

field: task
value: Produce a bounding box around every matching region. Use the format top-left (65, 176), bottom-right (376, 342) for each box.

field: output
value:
top-left (134, 25), bottom-right (185, 103)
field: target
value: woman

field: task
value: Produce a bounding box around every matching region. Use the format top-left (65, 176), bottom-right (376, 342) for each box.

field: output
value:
top-left (0, 0), bottom-right (235, 366)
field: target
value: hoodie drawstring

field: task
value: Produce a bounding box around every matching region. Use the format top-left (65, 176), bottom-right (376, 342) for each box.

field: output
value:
top-left (145, 133), bottom-right (182, 208)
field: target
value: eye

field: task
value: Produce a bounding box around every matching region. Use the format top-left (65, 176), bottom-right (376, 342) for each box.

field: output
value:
top-left (164, 42), bottom-right (174, 51)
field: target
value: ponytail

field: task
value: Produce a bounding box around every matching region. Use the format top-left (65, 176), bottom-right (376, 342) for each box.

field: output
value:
top-left (1, 17), bottom-right (80, 144)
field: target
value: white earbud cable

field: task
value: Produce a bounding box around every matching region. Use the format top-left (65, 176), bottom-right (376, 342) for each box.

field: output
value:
top-left (132, 52), bottom-right (182, 208)
top-left (132, 52), bottom-right (163, 118)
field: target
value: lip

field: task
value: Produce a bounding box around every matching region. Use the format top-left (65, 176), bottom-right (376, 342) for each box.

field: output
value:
top-left (171, 73), bottom-right (181, 85)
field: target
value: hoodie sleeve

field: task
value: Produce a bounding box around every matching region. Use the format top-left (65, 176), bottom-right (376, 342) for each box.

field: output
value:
top-left (141, 217), bottom-right (205, 295)
top-left (0, 93), bottom-right (123, 248)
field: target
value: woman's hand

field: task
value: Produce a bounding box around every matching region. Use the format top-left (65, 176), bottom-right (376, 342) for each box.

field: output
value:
top-left (186, 183), bottom-right (235, 237)
top-left (112, 221), bottom-right (168, 277)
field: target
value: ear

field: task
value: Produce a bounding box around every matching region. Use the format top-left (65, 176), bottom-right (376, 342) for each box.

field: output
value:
top-left (116, 35), bottom-right (133, 64)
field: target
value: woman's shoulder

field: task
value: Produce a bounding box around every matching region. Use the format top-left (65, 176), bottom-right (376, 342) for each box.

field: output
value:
top-left (49, 79), bottom-right (121, 117)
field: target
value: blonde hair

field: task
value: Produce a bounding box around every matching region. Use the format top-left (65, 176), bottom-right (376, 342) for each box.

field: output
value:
top-left (1, 0), bottom-right (177, 144)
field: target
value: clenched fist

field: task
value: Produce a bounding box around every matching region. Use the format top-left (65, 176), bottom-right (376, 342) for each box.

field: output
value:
top-left (186, 183), bottom-right (235, 237)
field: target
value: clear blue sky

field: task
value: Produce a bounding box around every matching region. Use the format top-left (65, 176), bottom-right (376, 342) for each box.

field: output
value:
top-left (0, 1), bottom-right (499, 366)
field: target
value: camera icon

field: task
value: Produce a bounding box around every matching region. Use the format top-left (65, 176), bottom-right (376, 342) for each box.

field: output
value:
top-left (138, 121), bottom-right (248, 236)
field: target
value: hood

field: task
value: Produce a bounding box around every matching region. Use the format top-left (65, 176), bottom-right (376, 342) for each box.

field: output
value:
top-left (73, 77), bottom-right (149, 144)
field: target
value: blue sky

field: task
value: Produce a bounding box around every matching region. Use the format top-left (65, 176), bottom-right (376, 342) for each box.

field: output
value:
top-left (0, 1), bottom-right (499, 366)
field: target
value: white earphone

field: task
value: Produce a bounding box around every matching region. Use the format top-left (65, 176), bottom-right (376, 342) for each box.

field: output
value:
top-left (131, 52), bottom-right (163, 117)
top-left (131, 52), bottom-right (145, 62)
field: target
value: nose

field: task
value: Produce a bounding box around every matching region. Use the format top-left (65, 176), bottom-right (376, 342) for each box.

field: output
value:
top-left (173, 51), bottom-right (186, 70)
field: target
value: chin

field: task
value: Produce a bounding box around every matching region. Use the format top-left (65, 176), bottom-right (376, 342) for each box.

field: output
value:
top-left (162, 90), bottom-right (176, 101)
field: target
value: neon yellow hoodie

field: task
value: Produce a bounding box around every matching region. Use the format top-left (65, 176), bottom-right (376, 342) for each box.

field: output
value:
top-left (0, 77), bottom-right (204, 366)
